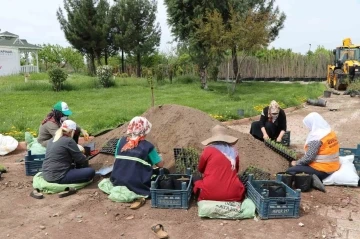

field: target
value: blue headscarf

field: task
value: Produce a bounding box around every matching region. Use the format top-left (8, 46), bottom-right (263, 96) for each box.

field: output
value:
top-left (209, 142), bottom-right (238, 170)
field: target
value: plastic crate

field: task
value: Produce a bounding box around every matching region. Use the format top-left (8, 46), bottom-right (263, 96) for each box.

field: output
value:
top-left (339, 147), bottom-right (357, 156)
top-left (25, 150), bottom-right (46, 176)
top-left (246, 174), bottom-right (301, 219)
top-left (99, 138), bottom-right (119, 155)
top-left (150, 168), bottom-right (193, 209)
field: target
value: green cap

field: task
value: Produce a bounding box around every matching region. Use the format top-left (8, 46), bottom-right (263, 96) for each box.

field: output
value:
top-left (53, 101), bottom-right (72, 116)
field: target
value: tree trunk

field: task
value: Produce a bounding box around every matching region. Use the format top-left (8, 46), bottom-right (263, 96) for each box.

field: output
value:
top-left (232, 46), bottom-right (238, 82)
top-left (136, 53), bottom-right (141, 77)
top-left (104, 51), bottom-right (108, 65)
top-left (169, 65), bottom-right (173, 84)
top-left (87, 54), bottom-right (96, 76)
top-left (121, 49), bottom-right (125, 73)
top-left (97, 56), bottom-right (102, 66)
top-left (199, 66), bottom-right (208, 90)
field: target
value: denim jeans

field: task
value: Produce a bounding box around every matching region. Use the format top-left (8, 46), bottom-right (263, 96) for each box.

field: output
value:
top-left (58, 167), bottom-right (95, 184)
top-left (286, 165), bottom-right (330, 180)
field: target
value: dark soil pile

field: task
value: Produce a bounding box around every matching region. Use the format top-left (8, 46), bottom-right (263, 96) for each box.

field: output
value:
top-left (89, 104), bottom-right (288, 175)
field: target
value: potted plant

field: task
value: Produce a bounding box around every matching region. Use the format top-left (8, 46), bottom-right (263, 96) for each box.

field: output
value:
top-left (260, 182), bottom-right (286, 197)
top-left (173, 175), bottom-right (190, 190)
top-left (294, 173), bottom-right (312, 192)
top-left (276, 172), bottom-right (294, 188)
top-left (158, 175), bottom-right (174, 190)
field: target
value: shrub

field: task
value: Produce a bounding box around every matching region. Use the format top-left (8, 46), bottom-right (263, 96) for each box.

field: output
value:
top-left (175, 74), bottom-right (198, 84)
top-left (120, 73), bottom-right (128, 78)
top-left (96, 65), bottom-right (114, 88)
top-left (154, 64), bottom-right (166, 83)
top-left (48, 68), bottom-right (68, 91)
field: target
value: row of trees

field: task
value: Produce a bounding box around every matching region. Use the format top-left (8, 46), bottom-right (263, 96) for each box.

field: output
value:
top-left (57, 0), bottom-right (160, 76)
top-left (218, 47), bottom-right (334, 79)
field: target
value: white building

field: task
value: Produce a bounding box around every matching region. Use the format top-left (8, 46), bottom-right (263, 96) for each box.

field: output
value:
top-left (0, 31), bottom-right (41, 76)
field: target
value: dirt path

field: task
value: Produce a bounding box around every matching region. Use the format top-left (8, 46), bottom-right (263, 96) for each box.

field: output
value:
top-left (1, 93), bottom-right (360, 239)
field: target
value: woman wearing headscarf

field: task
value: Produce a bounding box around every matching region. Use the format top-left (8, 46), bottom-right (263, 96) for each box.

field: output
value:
top-left (38, 101), bottom-right (89, 147)
top-left (110, 116), bottom-right (165, 197)
top-left (287, 112), bottom-right (340, 192)
top-left (193, 125), bottom-right (245, 201)
top-left (250, 100), bottom-right (287, 142)
top-left (42, 120), bottom-right (95, 184)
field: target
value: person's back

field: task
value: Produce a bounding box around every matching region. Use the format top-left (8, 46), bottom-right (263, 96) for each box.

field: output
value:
top-left (197, 146), bottom-right (244, 201)
top-left (110, 137), bottom-right (160, 196)
top-left (42, 134), bottom-right (86, 183)
top-left (38, 121), bottom-right (59, 147)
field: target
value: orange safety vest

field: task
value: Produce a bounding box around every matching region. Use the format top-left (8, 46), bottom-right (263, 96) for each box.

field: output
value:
top-left (305, 131), bottom-right (340, 173)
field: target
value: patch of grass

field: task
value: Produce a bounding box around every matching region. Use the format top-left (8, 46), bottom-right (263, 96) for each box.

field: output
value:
top-left (0, 74), bottom-right (325, 140)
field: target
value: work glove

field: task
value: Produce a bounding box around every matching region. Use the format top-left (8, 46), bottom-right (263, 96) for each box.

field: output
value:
top-left (81, 129), bottom-right (89, 141)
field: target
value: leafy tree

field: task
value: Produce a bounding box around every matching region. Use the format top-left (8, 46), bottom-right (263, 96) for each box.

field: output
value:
top-left (37, 44), bottom-right (63, 70)
top-left (111, 0), bottom-right (161, 77)
top-left (165, 0), bottom-right (286, 88)
top-left (61, 47), bottom-right (85, 72)
top-left (57, 0), bottom-right (110, 75)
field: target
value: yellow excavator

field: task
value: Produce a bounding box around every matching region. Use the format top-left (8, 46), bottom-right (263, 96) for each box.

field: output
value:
top-left (327, 38), bottom-right (360, 90)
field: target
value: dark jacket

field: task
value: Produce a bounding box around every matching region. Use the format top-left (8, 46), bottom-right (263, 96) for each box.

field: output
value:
top-left (110, 137), bottom-right (155, 196)
top-left (259, 106), bottom-right (287, 132)
top-left (42, 136), bottom-right (87, 182)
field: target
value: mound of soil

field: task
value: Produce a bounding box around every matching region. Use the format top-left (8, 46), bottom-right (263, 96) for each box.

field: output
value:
top-left (89, 104), bottom-right (288, 175)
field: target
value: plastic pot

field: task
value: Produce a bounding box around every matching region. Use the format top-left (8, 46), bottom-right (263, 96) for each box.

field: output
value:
top-left (323, 90), bottom-right (332, 98)
top-left (307, 98), bottom-right (327, 107)
top-left (173, 176), bottom-right (190, 190)
top-left (260, 182), bottom-right (286, 197)
top-left (158, 175), bottom-right (175, 190)
top-left (237, 109), bottom-right (245, 117)
top-left (277, 172), bottom-right (294, 188)
top-left (294, 173), bottom-right (312, 192)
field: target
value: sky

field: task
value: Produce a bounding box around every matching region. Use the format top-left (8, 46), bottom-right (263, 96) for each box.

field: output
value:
top-left (1, 0), bottom-right (360, 54)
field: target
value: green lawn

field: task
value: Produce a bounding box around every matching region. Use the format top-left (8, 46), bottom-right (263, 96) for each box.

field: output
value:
top-left (0, 73), bottom-right (325, 140)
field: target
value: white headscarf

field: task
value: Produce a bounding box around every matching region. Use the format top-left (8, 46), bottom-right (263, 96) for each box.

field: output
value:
top-left (303, 112), bottom-right (331, 145)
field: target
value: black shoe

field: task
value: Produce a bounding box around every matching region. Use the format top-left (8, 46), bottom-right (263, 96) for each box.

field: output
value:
top-left (312, 174), bottom-right (326, 192)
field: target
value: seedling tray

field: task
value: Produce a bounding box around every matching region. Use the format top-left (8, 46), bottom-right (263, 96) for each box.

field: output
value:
top-left (240, 166), bottom-right (271, 188)
top-left (246, 174), bottom-right (301, 219)
top-left (150, 168), bottom-right (193, 209)
top-left (265, 140), bottom-right (297, 162)
top-left (99, 138), bottom-right (119, 155)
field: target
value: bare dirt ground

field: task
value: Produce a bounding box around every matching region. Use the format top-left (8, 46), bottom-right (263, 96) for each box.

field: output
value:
top-left (1, 93), bottom-right (360, 239)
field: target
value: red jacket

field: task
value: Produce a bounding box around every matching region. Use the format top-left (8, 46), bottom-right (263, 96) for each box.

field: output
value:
top-left (194, 147), bottom-right (245, 201)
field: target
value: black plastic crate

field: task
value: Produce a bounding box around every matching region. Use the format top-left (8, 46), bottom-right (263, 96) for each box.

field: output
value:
top-left (99, 138), bottom-right (119, 155)
top-left (150, 168), bottom-right (192, 209)
top-left (246, 174), bottom-right (301, 219)
top-left (174, 148), bottom-right (200, 176)
top-left (25, 150), bottom-right (46, 176)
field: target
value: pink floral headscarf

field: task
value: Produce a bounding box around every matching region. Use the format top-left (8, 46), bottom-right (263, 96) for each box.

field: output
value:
top-left (121, 116), bottom-right (152, 152)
